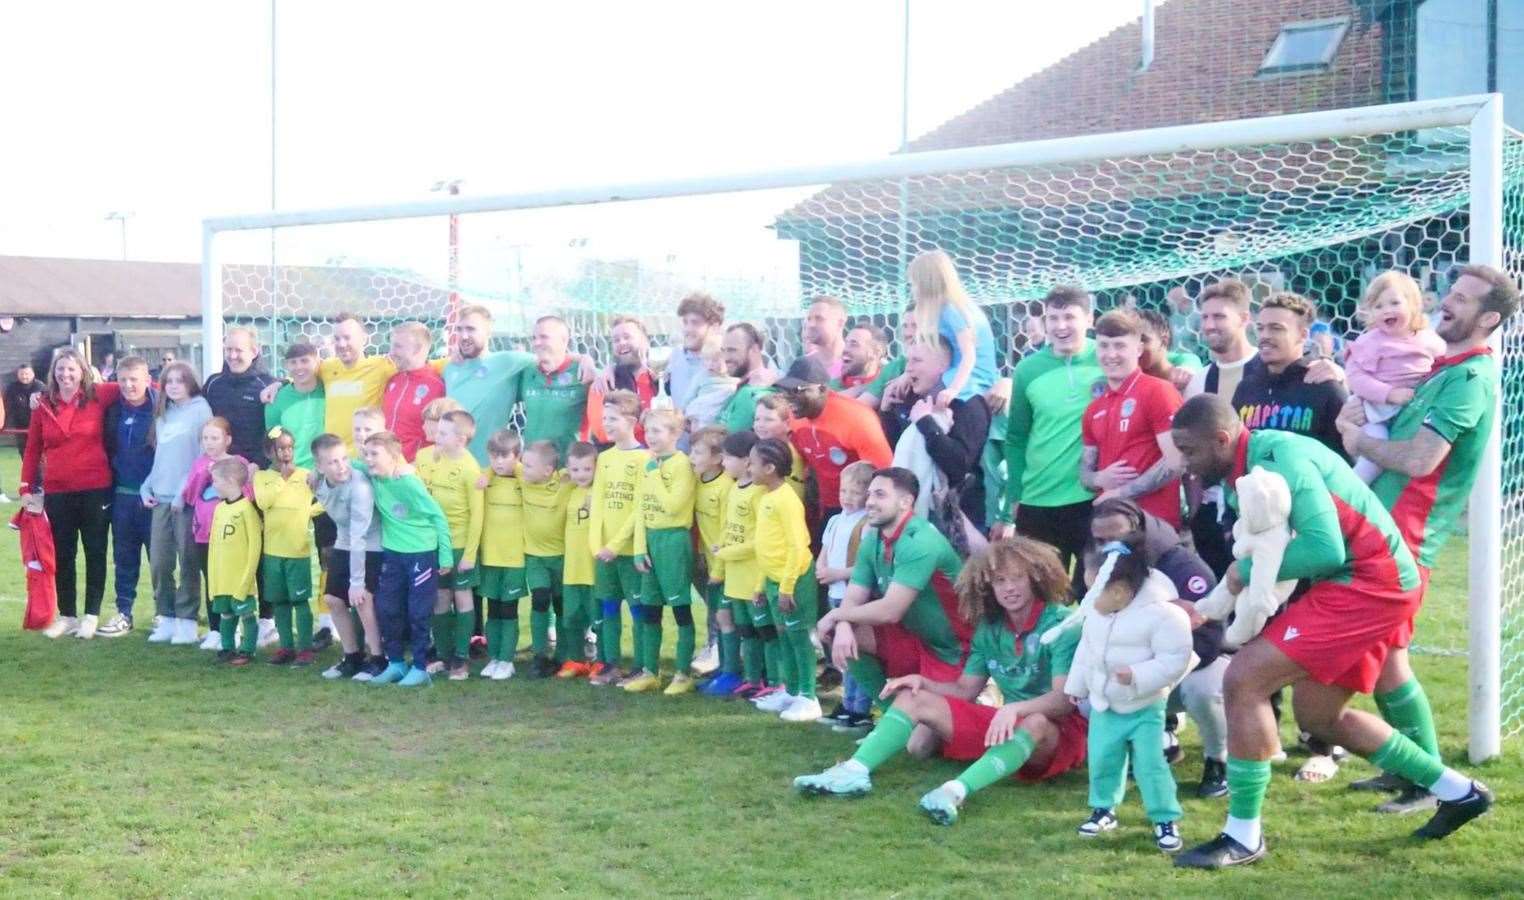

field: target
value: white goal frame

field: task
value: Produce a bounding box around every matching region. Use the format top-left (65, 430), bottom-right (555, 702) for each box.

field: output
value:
top-left (201, 93), bottom-right (1507, 762)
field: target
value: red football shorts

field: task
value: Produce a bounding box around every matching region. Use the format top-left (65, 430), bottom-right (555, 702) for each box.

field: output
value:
top-left (940, 696), bottom-right (1088, 782)
top-left (1263, 576), bottom-right (1424, 694)
top-left (872, 621), bottom-right (966, 683)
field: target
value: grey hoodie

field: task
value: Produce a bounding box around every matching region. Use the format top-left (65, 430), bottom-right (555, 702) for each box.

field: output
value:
top-left (140, 396), bottom-right (213, 505)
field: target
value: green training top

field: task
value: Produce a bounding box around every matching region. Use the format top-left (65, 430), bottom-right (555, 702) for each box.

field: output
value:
top-left (264, 382), bottom-right (326, 469)
top-left (518, 358), bottom-right (589, 460)
top-left (717, 383), bottom-right (776, 434)
top-left (1003, 342), bottom-right (1103, 513)
top-left (1371, 349), bottom-right (1496, 569)
top-left (360, 466), bottom-right (455, 569)
top-left (964, 603), bottom-right (1078, 703)
top-left (1226, 429), bottom-right (1419, 590)
top-left (849, 514), bottom-right (969, 665)
top-left (864, 355), bottom-right (907, 398)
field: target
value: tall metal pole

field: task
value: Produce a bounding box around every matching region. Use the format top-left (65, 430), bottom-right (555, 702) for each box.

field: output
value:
top-left (268, 0), bottom-right (281, 366)
top-left (896, 0), bottom-right (911, 299)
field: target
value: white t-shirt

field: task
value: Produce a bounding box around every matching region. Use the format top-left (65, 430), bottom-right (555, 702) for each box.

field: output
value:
top-left (1184, 347), bottom-right (1254, 400)
top-left (820, 508), bottom-right (869, 603)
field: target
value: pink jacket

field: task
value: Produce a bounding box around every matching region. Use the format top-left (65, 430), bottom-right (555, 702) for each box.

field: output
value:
top-left (1345, 328), bottom-right (1445, 406)
top-left (179, 453), bottom-right (256, 543)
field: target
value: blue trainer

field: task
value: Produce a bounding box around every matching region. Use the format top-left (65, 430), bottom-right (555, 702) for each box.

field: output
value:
top-left (397, 666), bottom-right (432, 687)
top-left (369, 661), bottom-right (408, 685)
top-left (702, 672), bottom-right (743, 696)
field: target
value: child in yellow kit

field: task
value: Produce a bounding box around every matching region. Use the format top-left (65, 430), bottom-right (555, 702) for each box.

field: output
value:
top-left (689, 426), bottom-right (739, 696)
top-left (208, 458), bottom-right (262, 666)
top-left (558, 441), bottom-right (599, 679)
top-left (712, 430), bottom-right (772, 699)
top-left (253, 426), bottom-right (324, 666)
top-left (628, 408), bottom-right (699, 695)
top-left (478, 429), bottom-right (527, 681)
top-left (520, 439), bottom-right (576, 678)
top-left (749, 436), bottom-right (822, 723)
top-left (588, 390), bottom-right (649, 686)
top-left (416, 409), bottom-right (483, 681)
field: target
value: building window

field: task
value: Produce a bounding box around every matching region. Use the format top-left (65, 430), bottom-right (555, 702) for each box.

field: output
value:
top-left (1258, 17), bottom-right (1350, 76)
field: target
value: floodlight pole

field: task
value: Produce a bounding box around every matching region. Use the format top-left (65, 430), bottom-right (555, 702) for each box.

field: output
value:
top-left (432, 178), bottom-right (464, 346)
top-left (1466, 92), bottom-right (1505, 764)
top-left (896, 0), bottom-right (911, 296)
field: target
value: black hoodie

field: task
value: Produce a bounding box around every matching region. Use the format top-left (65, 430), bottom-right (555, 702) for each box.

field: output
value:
top-left (1231, 354), bottom-right (1350, 461)
top-left (203, 364), bottom-right (278, 468)
top-left (1141, 510), bottom-right (1225, 670)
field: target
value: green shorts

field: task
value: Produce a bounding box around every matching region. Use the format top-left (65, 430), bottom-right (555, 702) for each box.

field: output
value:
top-left (478, 564), bottom-right (526, 601)
top-left (212, 594), bottom-right (257, 617)
top-left (445, 547), bottom-right (480, 590)
top-left (261, 556), bottom-right (312, 606)
top-left (765, 568), bottom-right (819, 633)
top-left (728, 596), bottom-right (755, 630)
top-left (563, 583), bottom-right (595, 619)
top-left (639, 527), bottom-right (693, 607)
top-left (526, 555), bottom-right (564, 595)
top-left (594, 555), bottom-right (642, 603)
top-left (743, 594), bottom-right (772, 628)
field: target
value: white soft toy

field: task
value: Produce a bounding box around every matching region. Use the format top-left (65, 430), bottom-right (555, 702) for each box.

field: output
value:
top-left (1193, 465), bottom-right (1297, 648)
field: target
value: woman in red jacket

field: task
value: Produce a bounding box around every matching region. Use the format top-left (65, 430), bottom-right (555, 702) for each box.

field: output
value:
top-left (20, 348), bottom-right (121, 639)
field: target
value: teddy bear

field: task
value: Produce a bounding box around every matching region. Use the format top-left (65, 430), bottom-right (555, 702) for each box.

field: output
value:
top-left (1193, 465), bottom-right (1297, 648)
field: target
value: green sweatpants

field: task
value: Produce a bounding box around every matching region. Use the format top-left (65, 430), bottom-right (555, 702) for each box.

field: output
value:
top-left (1087, 700), bottom-right (1181, 824)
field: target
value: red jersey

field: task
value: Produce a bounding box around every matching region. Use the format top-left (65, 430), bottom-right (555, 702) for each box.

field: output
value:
top-left (789, 392), bottom-right (893, 509)
top-left (1081, 370), bottom-right (1183, 527)
top-left (383, 366), bottom-right (446, 461)
top-left (20, 382), bottom-right (122, 495)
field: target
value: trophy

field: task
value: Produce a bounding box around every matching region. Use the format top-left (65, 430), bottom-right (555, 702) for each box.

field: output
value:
top-left (647, 345), bottom-right (674, 410)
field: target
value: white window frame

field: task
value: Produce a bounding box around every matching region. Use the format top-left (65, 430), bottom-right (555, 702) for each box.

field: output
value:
top-left (1257, 16), bottom-right (1351, 78)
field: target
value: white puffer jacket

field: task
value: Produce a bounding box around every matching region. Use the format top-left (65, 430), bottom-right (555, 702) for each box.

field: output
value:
top-left (1064, 569), bottom-right (1197, 714)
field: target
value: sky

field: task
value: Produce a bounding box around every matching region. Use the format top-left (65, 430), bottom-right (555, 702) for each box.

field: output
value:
top-left (0, 1), bottom-right (1147, 287)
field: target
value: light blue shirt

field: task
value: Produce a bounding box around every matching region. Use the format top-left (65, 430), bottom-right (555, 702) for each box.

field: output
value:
top-left (939, 304), bottom-right (998, 400)
top-left (442, 350), bottom-right (536, 464)
top-left (140, 396), bottom-right (213, 504)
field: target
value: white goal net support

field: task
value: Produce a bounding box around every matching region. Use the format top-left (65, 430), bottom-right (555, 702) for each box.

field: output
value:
top-left (202, 94), bottom-right (1520, 762)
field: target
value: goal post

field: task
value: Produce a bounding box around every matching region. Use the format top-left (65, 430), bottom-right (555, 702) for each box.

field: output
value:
top-left (201, 93), bottom-right (1516, 761)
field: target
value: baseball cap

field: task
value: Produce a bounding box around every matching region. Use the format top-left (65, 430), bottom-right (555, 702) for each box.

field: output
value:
top-left (774, 356), bottom-right (831, 391)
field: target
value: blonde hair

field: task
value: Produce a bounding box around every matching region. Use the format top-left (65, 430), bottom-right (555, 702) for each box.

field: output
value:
top-left (390, 320), bottom-right (432, 349)
top-left (602, 389), bottom-right (642, 420)
top-left (45, 347), bottom-right (99, 405)
top-left (908, 249), bottom-right (977, 349)
top-left (364, 431), bottom-right (405, 458)
top-left (839, 460), bottom-right (876, 494)
top-left (1361, 270), bottom-right (1427, 334)
top-left (352, 405), bottom-right (385, 425)
top-left (210, 457), bottom-right (251, 487)
top-left (689, 425), bottom-right (727, 457)
top-left (955, 537), bottom-right (1072, 625)
top-left (422, 397), bottom-right (463, 422)
top-left (487, 428), bottom-right (523, 458)
top-left (441, 409), bottom-right (476, 440)
top-left (642, 407), bottom-right (686, 435)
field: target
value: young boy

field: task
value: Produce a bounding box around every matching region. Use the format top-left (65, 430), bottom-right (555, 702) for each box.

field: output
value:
top-left (478, 428), bottom-right (528, 680)
top-left (711, 430), bottom-right (766, 698)
top-left (312, 432), bottom-right (387, 681)
top-left (690, 426), bottom-right (739, 695)
top-left (252, 426), bottom-right (324, 666)
top-left (416, 409), bottom-right (484, 680)
top-left (749, 437), bottom-right (821, 722)
top-left (521, 439), bottom-right (575, 677)
top-left (629, 408), bottom-right (699, 694)
top-left (815, 461), bottom-right (875, 730)
top-left (352, 406), bottom-right (386, 454)
top-left (207, 458), bottom-right (262, 666)
top-left (559, 441), bottom-right (599, 679)
top-left (588, 390), bottom-right (650, 686)
top-left (362, 431), bottom-right (454, 687)
top-left (416, 397), bottom-right (463, 463)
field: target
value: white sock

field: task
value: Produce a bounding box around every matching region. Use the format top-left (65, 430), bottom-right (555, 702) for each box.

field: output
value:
top-left (317, 613), bottom-right (334, 630)
top-left (840, 759), bottom-right (869, 776)
top-left (1223, 815), bottom-right (1261, 848)
top-left (1429, 768), bottom-right (1472, 802)
top-left (942, 780), bottom-right (968, 803)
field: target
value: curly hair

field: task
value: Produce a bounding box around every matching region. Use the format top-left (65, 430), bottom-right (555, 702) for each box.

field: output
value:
top-left (955, 537), bottom-right (1072, 625)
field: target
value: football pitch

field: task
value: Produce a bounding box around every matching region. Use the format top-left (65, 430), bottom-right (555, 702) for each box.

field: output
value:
top-left (1, 454), bottom-right (1519, 898)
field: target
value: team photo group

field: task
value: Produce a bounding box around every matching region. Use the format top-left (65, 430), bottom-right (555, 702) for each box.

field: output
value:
top-left (17, 248), bottom-right (1518, 870)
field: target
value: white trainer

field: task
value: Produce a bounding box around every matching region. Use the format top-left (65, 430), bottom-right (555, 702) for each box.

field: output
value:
top-left (780, 696), bottom-right (824, 723)
top-left (147, 617), bottom-right (176, 643)
top-left (257, 618), bottom-right (279, 647)
top-left (754, 691), bottom-right (796, 713)
top-left (170, 618), bottom-right (201, 645)
top-left (76, 614), bottom-right (99, 640)
top-left (97, 613), bottom-right (134, 638)
top-left (490, 661), bottom-right (515, 681)
top-left (43, 616), bottom-right (79, 639)
top-left (198, 629), bottom-right (223, 650)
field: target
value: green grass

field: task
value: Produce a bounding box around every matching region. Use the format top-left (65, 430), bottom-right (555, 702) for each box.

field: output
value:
top-left (1, 452), bottom-right (1521, 898)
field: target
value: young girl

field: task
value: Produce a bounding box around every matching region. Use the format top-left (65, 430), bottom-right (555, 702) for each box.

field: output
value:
top-left (1346, 270), bottom-right (1445, 482)
top-left (141, 362), bottom-right (213, 645)
top-left (180, 417), bottom-right (256, 650)
top-left (1064, 533), bottom-right (1195, 854)
top-left (748, 437), bottom-right (820, 723)
top-left (908, 249), bottom-right (997, 406)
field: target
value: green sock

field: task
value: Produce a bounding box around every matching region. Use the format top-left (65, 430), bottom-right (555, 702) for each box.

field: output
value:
top-left (720, 630), bottom-right (741, 676)
top-left (957, 730), bottom-right (1037, 795)
top-left (505, 616), bottom-right (521, 660)
top-left (675, 620), bottom-right (696, 674)
top-left (454, 609), bottom-right (473, 659)
top-left (485, 617), bottom-right (502, 661)
top-left (273, 604), bottom-right (294, 650)
top-left (1376, 678), bottom-right (1440, 761)
top-left (741, 634), bottom-right (763, 682)
top-left (788, 629), bottom-right (816, 699)
top-left (644, 616), bottom-right (664, 673)
top-left (1369, 731), bottom-right (1445, 791)
top-left (432, 612), bottom-right (454, 660)
top-left (852, 707), bottom-right (915, 771)
top-left (773, 635), bottom-right (797, 691)
top-left (531, 606), bottom-right (551, 657)
top-left (238, 615), bottom-right (258, 654)
top-left (219, 615), bottom-right (237, 652)
top-left (600, 607), bottom-right (621, 665)
top-left (762, 637), bottom-right (784, 687)
top-left (848, 655), bottom-right (888, 709)
top-left (294, 603), bottom-right (313, 650)
top-left (1226, 758), bottom-right (1273, 822)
